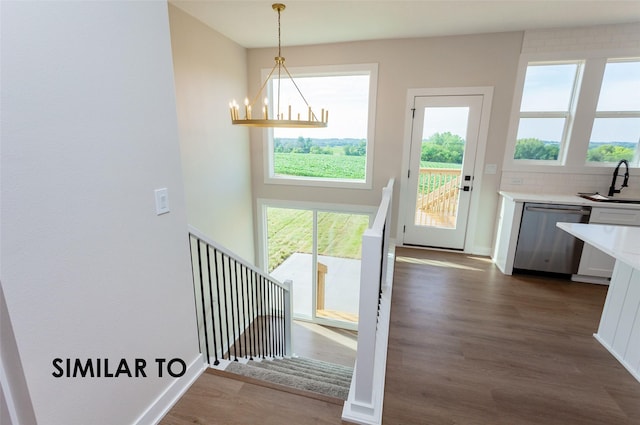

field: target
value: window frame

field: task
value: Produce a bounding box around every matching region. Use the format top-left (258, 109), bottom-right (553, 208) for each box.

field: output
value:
top-left (262, 63), bottom-right (378, 189)
top-left (503, 52), bottom-right (640, 174)
top-left (586, 58), bottom-right (640, 167)
top-left (512, 60), bottom-right (584, 165)
top-left (256, 197), bottom-right (376, 330)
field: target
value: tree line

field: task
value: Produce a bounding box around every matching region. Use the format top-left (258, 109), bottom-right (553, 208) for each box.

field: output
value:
top-left (274, 137), bottom-right (367, 156)
top-left (514, 138), bottom-right (634, 162)
top-left (274, 134), bottom-right (634, 163)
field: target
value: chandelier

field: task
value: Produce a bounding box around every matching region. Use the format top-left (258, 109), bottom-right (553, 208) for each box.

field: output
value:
top-left (229, 3), bottom-right (328, 128)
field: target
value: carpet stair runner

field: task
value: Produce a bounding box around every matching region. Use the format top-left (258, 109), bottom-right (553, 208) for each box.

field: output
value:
top-left (224, 357), bottom-right (353, 401)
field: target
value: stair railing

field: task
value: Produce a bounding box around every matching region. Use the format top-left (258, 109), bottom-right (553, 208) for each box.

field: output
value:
top-left (343, 178), bottom-right (395, 425)
top-left (188, 226), bottom-right (292, 366)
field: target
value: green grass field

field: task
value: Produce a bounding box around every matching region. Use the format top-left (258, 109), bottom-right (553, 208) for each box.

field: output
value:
top-left (274, 152), bottom-right (366, 180)
top-left (266, 155), bottom-right (460, 272)
top-left (266, 207), bottom-right (369, 272)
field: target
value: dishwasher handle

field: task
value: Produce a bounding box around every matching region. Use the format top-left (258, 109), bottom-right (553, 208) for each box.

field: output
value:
top-left (524, 206), bottom-right (591, 215)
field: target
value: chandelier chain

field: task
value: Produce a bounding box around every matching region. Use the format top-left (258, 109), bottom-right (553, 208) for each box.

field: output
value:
top-left (228, 3), bottom-right (327, 128)
top-left (276, 5), bottom-right (282, 117)
top-left (277, 5), bottom-right (282, 58)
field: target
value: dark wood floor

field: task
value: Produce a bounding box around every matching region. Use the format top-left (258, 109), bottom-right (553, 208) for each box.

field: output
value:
top-left (384, 248), bottom-right (640, 425)
top-left (160, 248), bottom-right (640, 425)
top-left (160, 321), bottom-right (356, 425)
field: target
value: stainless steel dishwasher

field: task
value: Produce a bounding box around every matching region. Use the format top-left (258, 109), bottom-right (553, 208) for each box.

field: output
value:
top-left (513, 203), bottom-right (591, 275)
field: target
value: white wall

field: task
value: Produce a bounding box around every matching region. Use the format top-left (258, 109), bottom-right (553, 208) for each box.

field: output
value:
top-left (248, 32), bottom-right (523, 253)
top-left (1, 2), bottom-right (200, 424)
top-left (168, 5), bottom-right (255, 262)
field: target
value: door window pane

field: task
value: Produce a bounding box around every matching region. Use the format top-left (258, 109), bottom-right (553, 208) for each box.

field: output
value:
top-left (316, 212), bottom-right (368, 324)
top-left (266, 206), bottom-right (368, 326)
top-left (266, 207), bottom-right (313, 319)
top-left (415, 107), bottom-right (467, 228)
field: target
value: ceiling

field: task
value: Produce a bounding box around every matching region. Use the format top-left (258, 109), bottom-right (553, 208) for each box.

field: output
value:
top-left (170, 1), bottom-right (640, 49)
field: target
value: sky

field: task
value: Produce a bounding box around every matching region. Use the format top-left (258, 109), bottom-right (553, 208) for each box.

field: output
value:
top-left (265, 61), bottom-right (639, 144)
top-left (271, 74), bottom-right (370, 140)
top-left (519, 61), bottom-right (640, 144)
top-left (422, 107), bottom-right (469, 140)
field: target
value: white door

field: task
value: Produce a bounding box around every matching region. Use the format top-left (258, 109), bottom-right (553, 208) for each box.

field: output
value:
top-left (403, 95), bottom-right (484, 249)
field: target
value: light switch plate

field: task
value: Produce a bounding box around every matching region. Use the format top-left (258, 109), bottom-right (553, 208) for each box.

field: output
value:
top-left (155, 188), bottom-right (170, 215)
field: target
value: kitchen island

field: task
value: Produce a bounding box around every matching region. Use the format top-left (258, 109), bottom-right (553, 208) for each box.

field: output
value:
top-left (557, 222), bottom-right (640, 383)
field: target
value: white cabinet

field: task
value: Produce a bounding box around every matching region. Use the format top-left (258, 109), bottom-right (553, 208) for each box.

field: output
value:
top-left (576, 207), bottom-right (640, 283)
top-left (492, 196), bottom-right (523, 275)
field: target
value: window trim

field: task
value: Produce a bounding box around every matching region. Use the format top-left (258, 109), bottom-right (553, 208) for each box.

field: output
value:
top-left (585, 58), bottom-right (640, 166)
top-left (256, 197), bottom-right (376, 330)
top-left (503, 52), bottom-right (640, 173)
top-left (257, 197), bottom-right (376, 272)
top-left (511, 60), bottom-right (584, 165)
top-left (262, 63), bottom-right (378, 190)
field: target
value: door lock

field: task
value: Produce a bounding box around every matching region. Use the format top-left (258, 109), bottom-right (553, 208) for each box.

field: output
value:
top-left (459, 175), bottom-right (473, 191)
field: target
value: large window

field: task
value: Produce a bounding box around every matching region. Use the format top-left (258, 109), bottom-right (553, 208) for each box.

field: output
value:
top-left (266, 64), bottom-right (377, 188)
top-left (263, 203), bottom-right (371, 328)
top-left (586, 60), bottom-right (640, 165)
top-left (513, 62), bottom-right (582, 162)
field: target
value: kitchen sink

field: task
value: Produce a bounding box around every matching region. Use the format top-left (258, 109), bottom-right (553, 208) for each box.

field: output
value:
top-left (577, 193), bottom-right (640, 204)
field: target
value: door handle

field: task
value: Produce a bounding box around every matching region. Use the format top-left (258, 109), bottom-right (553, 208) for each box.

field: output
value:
top-left (460, 175), bottom-right (473, 191)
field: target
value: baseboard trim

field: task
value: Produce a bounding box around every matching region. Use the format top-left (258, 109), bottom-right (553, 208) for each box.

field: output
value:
top-left (134, 353), bottom-right (205, 425)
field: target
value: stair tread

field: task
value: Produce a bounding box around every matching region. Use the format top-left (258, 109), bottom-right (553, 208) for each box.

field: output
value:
top-left (276, 358), bottom-right (354, 378)
top-left (206, 368), bottom-right (345, 406)
top-left (248, 360), bottom-right (352, 386)
top-left (225, 361), bottom-right (350, 400)
top-left (283, 356), bottom-right (354, 373)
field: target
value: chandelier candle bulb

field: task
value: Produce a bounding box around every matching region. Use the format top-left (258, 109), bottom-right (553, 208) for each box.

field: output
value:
top-left (288, 105), bottom-right (292, 120)
top-left (308, 106), bottom-right (312, 121)
top-left (232, 100), bottom-right (240, 120)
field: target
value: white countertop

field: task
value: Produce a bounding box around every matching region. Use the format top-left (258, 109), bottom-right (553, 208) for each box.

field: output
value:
top-left (557, 222), bottom-right (640, 269)
top-left (500, 191), bottom-right (640, 210)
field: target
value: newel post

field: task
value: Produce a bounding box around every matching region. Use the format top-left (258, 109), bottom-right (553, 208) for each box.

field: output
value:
top-left (354, 230), bottom-right (380, 405)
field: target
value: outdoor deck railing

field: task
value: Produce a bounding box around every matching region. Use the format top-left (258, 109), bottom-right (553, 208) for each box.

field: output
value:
top-left (343, 178), bottom-right (395, 425)
top-left (417, 168), bottom-right (461, 216)
top-left (188, 226), bottom-right (292, 366)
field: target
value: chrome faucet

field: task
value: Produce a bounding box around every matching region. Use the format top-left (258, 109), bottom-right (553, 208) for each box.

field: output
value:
top-left (608, 159), bottom-right (630, 197)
